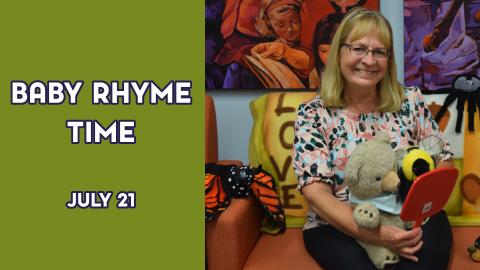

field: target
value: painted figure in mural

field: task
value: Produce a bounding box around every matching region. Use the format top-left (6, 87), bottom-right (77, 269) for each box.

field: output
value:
top-left (205, 0), bottom-right (377, 89)
top-left (310, 13), bottom-right (341, 89)
top-left (208, 0), bottom-right (317, 89)
top-left (212, 0), bottom-right (264, 89)
top-left (294, 7), bottom-right (455, 269)
top-left (205, 0), bottom-right (226, 89)
top-left (310, 0), bottom-right (366, 88)
top-left (330, 0), bottom-right (366, 13)
top-left (248, 0), bottom-right (315, 88)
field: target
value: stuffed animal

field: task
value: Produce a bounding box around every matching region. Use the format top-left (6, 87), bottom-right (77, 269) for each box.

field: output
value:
top-left (434, 74), bottom-right (480, 132)
top-left (396, 135), bottom-right (444, 202)
top-left (468, 236), bottom-right (480, 262)
top-left (397, 146), bottom-right (436, 201)
top-left (345, 131), bottom-right (405, 269)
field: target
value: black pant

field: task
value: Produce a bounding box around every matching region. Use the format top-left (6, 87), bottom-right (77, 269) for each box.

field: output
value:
top-left (303, 211), bottom-right (452, 270)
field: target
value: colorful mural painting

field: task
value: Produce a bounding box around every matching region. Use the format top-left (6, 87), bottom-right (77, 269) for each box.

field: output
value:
top-left (404, 0), bottom-right (480, 225)
top-left (206, 0), bottom-right (379, 90)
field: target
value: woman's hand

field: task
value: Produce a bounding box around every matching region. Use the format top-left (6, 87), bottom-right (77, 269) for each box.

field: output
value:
top-left (375, 225), bottom-right (423, 262)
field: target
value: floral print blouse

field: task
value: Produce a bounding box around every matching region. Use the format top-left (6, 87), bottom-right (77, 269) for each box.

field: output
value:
top-left (293, 86), bottom-right (453, 230)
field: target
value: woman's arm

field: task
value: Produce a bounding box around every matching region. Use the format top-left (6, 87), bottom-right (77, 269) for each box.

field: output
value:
top-left (302, 181), bottom-right (423, 262)
top-left (282, 45), bottom-right (310, 72)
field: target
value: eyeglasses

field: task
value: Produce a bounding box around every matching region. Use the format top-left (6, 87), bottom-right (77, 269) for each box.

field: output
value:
top-left (342, 43), bottom-right (390, 60)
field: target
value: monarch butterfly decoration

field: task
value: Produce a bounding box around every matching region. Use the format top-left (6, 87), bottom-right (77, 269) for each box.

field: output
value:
top-left (251, 170), bottom-right (286, 233)
top-left (205, 163), bottom-right (286, 235)
top-left (205, 173), bottom-right (230, 221)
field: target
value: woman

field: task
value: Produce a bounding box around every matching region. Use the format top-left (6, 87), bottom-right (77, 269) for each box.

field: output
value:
top-left (293, 7), bottom-right (454, 270)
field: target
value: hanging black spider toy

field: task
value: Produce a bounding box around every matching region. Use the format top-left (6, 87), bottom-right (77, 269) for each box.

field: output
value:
top-left (434, 75), bottom-right (480, 133)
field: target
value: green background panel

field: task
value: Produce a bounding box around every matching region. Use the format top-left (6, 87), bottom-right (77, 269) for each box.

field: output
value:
top-left (0, 1), bottom-right (203, 269)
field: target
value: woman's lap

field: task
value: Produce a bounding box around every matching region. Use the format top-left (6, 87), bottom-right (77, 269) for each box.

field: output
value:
top-left (303, 211), bottom-right (452, 270)
top-left (303, 224), bottom-right (377, 270)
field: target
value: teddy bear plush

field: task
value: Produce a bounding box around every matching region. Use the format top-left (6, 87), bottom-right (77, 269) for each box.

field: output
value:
top-left (345, 131), bottom-right (405, 269)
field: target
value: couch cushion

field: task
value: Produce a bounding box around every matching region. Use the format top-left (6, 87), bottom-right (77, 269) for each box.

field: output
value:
top-left (243, 228), bottom-right (323, 270)
top-left (249, 92), bottom-right (317, 228)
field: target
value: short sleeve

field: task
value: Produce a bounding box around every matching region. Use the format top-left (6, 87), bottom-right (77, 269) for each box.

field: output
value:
top-left (293, 101), bottom-right (335, 190)
top-left (409, 87), bottom-right (454, 162)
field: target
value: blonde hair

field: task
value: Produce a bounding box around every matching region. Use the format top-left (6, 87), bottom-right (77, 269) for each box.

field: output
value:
top-left (320, 7), bottom-right (404, 113)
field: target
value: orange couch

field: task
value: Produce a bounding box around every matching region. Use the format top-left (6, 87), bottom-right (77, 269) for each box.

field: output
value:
top-left (205, 95), bottom-right (479, 270)
top-left (206, 197), bottom-right (479, 270)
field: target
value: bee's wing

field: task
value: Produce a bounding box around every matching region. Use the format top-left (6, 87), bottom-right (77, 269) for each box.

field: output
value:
top-left (419, 135), bottom-right (444, 164)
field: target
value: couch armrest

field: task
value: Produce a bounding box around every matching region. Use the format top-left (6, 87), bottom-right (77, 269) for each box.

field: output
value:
top-left (216, 160), bottom-right (243, 167)
top-left (206, 196), bottom-right (264, 270)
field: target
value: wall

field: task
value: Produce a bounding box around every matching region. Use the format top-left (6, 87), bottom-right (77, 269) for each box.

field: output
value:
top-left (207, 0), bottom-right (404, 163)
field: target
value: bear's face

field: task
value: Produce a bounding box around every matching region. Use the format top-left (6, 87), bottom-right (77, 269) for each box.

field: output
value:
top-left (345, 132), bottom-right (400, 200)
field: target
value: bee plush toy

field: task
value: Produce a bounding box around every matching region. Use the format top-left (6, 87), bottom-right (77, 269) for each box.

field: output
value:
top-left (396, 135), bottom-right (445, 202)
top-left (468, 236), bottom-right (480, 262)
top-left (397, 146), bottom-right (436, 201)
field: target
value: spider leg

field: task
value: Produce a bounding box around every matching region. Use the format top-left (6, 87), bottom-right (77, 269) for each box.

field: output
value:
top-left (435, 91), bottom-right (458, 123)
top-left (467, 92), bottom-right (476, 131)
top-left (455, 94), bottom-right (467, 133)
top-left (477, 90), bottom-right (480, 121)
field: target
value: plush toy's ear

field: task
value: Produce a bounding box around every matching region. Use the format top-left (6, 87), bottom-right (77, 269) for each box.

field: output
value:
top-left (345, 146), bottom-right (364, 185)
top-left (373, 131), bottom-right (391, 144)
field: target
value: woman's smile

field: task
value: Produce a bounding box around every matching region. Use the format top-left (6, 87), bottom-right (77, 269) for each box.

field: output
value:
top-left (353, 68), bottom-right (379, 77)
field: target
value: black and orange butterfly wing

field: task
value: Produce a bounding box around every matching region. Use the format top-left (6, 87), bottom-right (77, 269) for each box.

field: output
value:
top-left (205, 173), bottom-right (230, 221)
top-left (251, 171), bottom-right (285, 231)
